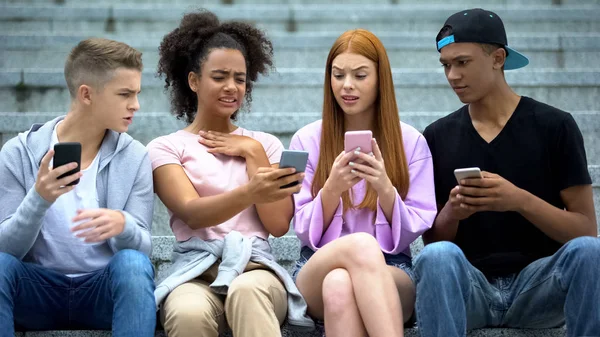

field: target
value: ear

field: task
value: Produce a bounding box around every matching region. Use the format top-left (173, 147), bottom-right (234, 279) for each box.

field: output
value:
top-left (492, 48), bottom-right (507, 70)
top-left (77, 84), bottom-right (93, 106)
top-left (188, 71), bottom-right (199, 92)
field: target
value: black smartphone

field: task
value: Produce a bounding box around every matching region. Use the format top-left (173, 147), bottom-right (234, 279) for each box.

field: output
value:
top-left (279, 150), bottom-right (309, 190)
top-left (53, 142), bottom-right (82, 186)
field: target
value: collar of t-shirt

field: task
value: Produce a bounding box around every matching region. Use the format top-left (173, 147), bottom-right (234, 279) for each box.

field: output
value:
top-left (49, 121), bottom-right (100, 197)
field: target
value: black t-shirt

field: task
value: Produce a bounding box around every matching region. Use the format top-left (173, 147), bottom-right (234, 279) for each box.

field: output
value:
top-left (423, 96), bottom-right (591, 276)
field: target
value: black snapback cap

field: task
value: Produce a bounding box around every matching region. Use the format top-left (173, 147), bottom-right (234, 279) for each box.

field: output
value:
top-left (436, 8), bottom-right (529, 70)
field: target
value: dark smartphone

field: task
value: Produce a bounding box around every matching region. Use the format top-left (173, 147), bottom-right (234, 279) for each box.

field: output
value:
top-left (279, 150), bottom-right (309, 190)
top-left (53, 142), bottom-right (82, 186)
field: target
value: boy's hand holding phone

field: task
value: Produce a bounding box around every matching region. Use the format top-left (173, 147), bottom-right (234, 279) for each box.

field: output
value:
top-left (444, 167), bottom-right (484, 220)
top-left (456, 171), bottom-right (524, 213)
top-left (35, 149), bottom-right (82, 203)
top-left (71, 208), bottom-right (126, 243)
top-left (448, 168), bottom-right (524, 217)
top-left (445, 185), bottom-right (478, 221)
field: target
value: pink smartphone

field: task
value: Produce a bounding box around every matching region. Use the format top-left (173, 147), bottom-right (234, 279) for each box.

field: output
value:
top-left (344, 130), bottom-right (373, 153)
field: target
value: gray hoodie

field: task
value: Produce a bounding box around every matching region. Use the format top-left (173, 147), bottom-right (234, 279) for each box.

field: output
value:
top-left (0, 116), bottom-right (153, 275)
top-left (155, 231), bottom-right (315, 331)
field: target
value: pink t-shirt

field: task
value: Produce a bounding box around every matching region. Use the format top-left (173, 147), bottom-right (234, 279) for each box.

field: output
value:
top-left (147, 128), bottom-right (284, 241)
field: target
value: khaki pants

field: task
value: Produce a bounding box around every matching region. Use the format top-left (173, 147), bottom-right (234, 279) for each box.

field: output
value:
top-left (161, 261), bottom-right (288, 337)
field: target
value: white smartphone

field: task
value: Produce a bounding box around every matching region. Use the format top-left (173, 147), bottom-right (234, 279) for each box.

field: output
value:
top-left (454, 167), bottom-right (482, 184)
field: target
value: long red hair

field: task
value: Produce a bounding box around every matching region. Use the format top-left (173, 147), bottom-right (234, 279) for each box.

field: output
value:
top-left (312, 29), bottom-right (410, 211)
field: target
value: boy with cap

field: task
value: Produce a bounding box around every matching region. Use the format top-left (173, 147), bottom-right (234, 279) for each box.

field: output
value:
top-left (414, 8), bottom-right (599, 336)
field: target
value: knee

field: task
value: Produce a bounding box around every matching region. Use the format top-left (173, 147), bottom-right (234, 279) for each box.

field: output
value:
top-left (563, 236), bottom-right (600, 264)
top-left (322, 268), bottom-right (354, 316)
top-left (108, 249), bottom-right (154, 289)
top-left (163, 296), bottom-right (221, 330)
top-left (109, 249), bottom-right (153, 276)
top-left (0, 252), bottom-right (20, 278)
top-left (342, 232), bottom-right (385, 268)
top-left (413, 241), bottom-right (466, 278)
top-left (415, 241), bottom-right (464, 267)
top-left (227, 274), bottom-right (263, 302)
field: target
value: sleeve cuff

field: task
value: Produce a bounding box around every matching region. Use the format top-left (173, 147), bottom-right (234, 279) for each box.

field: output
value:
top-left (23, 187), bottom-right (53, 218)
top-left (115, 211), bottom-right (137, 241)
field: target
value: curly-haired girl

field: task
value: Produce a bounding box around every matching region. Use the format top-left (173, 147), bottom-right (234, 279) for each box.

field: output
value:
top-left (147, 10), bottom-right (314, 337)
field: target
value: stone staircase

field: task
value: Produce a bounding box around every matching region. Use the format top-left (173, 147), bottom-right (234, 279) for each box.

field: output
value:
top-left (1, 0), bottom-right (599, 336)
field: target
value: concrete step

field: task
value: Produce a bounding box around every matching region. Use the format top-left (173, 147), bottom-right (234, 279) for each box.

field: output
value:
top-left (1, 111), bottom-right (598, 166)
top-left (1, 47), bottom-right (596, 70)
top-left (1, 69), bottom-right (599, 113)
top-left (14, 327), bottom-right (568, 337)
top-left (1, 5), bottom-right (599, 34)
top-left (1, 0), bottom-right (598, 4)
top-left (2, 33), bottom-right (598, 69)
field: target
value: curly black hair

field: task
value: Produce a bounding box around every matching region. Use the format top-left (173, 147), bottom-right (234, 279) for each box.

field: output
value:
top-left (157, 9), bottom-right (274, 124)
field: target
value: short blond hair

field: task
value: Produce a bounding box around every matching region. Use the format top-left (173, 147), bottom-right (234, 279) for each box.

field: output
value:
top-left (64, 38), bottom-right (143, 98)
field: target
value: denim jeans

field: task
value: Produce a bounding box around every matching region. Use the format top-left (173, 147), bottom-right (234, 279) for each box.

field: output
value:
top-left (0, 249), bottom-right (156, 337)
top-left (413, 237), bottom-right (600, 337)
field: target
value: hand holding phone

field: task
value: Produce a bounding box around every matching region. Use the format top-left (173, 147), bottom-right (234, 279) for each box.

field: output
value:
top-left (344, 130), bottom-right (373, 154)
top-left (445, 167), bottom-right (483, 221)
top-left (34, 144), bottom-right (82, 203)
top-left (454, 167), bottom-right (482, 184)
top-left (54, 142), bottom-right (82, 186)
top-left (278, 150), bottom-right (309, 191)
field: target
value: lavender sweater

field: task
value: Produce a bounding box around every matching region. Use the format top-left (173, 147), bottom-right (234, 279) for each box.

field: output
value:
top-left (290, 120), bottom-right (437, 256)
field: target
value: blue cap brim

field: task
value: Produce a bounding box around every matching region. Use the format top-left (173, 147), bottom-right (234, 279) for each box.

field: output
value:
top-left (504, 46), bottom-right (529, 70)
top-left (438, 35), bottom-right (529, 70)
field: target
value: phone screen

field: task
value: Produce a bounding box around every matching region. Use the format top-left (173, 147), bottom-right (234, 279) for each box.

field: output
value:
top-left (53, 142), bottom-right (82, 186)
